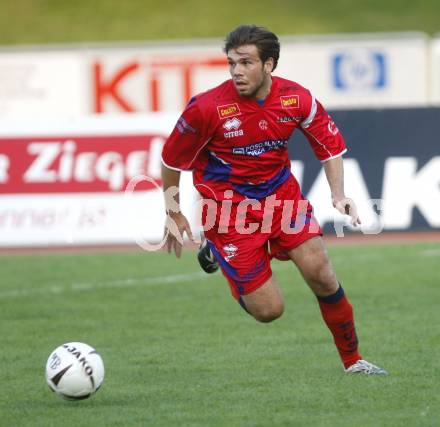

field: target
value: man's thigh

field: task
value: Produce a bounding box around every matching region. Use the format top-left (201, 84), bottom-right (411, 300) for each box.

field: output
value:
top-left (207, 232), bottom-right (284, 321)
top-left (205, 229), bottom-right (272, 300)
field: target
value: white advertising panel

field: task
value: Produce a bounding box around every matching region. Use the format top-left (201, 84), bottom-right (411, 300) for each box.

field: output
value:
top-left (2, 107), bottom-right (438, 248)
top-left (0, 113), bottom-right (198, 247)
top-left (0, 50), bottom-right (86, 119)
top-left (86, 33), bottom-right (429, 113)
top-left (87, 44), bottom-right (228, 113)
top-left (277, 33), bottom-right (429, 109)
top-left (431, 36), bottom-right (440, 105)
top-left (0, 32), bottom-right (431, 119)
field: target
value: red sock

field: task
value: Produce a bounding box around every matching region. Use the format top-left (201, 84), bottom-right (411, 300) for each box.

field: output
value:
top-left (317, 286), bottom-right (361, 369)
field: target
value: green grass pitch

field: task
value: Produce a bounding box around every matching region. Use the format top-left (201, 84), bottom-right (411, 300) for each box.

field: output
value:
top-left (2, 0), bottom-right (440, 45)
top-left (1, 242), bottom-right (439, 426)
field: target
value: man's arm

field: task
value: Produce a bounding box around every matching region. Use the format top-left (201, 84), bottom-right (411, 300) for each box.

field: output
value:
top-left (161, 164), bottom-right (195, 258)
top-left (323, 156), bottom-right (361, 226)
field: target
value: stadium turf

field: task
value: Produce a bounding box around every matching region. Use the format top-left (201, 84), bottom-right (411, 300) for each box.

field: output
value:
top-left (1, 242), bottom-right (439, 426)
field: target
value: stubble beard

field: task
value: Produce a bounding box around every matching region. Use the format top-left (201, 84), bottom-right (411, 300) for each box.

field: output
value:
top-left (236, 75), bottom-right (266, 99)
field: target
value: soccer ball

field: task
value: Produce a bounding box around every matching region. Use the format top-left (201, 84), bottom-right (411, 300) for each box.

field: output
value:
top-left (45, 342), bottom-right (105, 400)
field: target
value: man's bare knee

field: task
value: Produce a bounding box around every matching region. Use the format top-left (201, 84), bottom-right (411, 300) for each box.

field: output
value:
top-left (241, 276), bottom-right (284, 322)
top-left (252, 303), bottom-right (284, 323)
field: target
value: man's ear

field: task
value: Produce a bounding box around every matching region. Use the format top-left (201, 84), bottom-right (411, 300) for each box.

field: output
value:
top-left (264, 57), bottom-right (274, 74)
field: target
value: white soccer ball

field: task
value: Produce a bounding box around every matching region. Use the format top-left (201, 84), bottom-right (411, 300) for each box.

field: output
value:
top-left (45, 342), bottom-right (105, 400)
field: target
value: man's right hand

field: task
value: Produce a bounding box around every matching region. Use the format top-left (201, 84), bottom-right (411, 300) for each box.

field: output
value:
top-left (333, 197), bottom-right (361, 226)
top-left (163, 211), bottom-right (196, 258)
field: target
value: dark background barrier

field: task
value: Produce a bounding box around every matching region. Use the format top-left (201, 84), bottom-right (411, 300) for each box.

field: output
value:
top-left (289, 107), bottom-right (440, 232)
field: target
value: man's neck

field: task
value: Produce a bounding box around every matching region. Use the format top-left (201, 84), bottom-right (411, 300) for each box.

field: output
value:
top-left (254, 76), bottom-right (273, 102)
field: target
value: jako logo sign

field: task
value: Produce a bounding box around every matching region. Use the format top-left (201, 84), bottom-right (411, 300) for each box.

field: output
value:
top-left (332, 50), bottom-right (386, 90)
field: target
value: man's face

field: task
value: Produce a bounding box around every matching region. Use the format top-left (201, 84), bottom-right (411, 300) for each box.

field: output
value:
top-left (227, 44), bottom-right (273, 99)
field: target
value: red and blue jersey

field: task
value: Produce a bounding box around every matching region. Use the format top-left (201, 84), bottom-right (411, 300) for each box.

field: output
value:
top-left (161, 76), bottom-right (346, 201)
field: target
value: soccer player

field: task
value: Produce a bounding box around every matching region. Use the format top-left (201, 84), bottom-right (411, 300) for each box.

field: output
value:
top-left (161, 25), bottom-right (387, 375)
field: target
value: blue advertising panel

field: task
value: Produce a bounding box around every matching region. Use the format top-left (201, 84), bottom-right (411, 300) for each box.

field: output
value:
top-left (289, 107), bottom-right (440, 232)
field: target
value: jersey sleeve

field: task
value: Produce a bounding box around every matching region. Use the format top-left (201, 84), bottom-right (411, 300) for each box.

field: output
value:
top-left (299, 93), bottom-right (347, 162)
top-left (161, 98), bottom-right (211, 171)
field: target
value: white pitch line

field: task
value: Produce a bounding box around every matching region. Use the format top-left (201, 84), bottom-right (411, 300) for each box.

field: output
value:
top-left (0, 271), bottom-right (211, 300)
top-left (0, 260), bottom-right (304, 300)
top-left (419, 249), bottom-right (440, 257)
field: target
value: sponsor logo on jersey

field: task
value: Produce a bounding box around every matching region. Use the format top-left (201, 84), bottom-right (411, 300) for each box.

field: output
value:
top-left (224, 129), bottom-right (244, 139)
top-left (280, 95), bottom-right (300, 109)
top-left (259, 120), bottom-right (268, 130)
top-left (232, 140), bottom-right (288, 156)
top-left (176, 116), bottom-right (196, 134)
top-left (277, 116), bottom-right (301, 123)
top-left (217, 103), bottom-right (241, 119)
top-left (223, 117), bottom-right (241, 131)
top-left (328, 119), bottom-right (339, 135)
